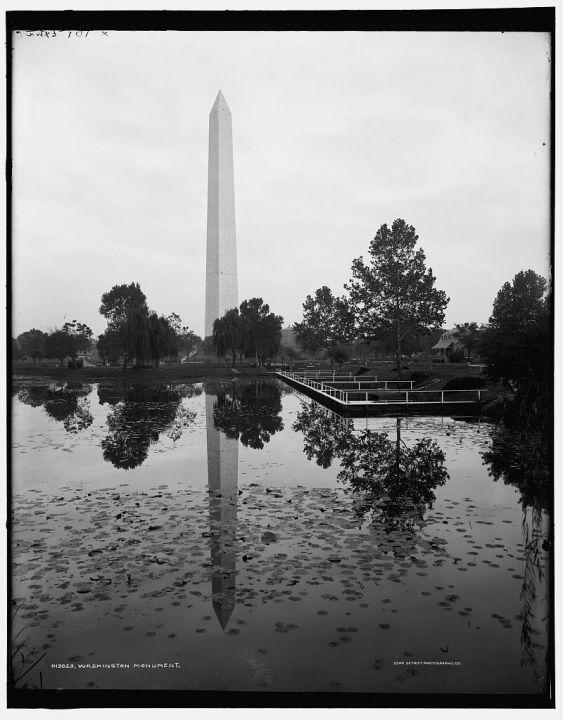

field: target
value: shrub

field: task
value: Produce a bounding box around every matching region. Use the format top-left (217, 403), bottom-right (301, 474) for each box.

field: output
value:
top-left (410, 371), bottom-right (429, 385)
top-left (443, 377), bottom-right (487, 391)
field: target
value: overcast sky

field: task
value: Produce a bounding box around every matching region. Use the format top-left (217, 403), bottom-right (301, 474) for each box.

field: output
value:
top-left (12, 30), bottom-right (551, 338)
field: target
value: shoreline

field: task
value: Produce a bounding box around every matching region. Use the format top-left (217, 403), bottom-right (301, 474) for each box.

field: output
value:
top-left (10, 364), bottom-right (273, 386)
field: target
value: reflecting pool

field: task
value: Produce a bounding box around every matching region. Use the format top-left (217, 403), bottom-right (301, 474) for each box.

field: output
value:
top-left (10, 379), bottom-right (550, 694)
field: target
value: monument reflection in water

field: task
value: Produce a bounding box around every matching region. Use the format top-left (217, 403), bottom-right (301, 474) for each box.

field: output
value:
top-left (205, 391), bottom-right (238, 630)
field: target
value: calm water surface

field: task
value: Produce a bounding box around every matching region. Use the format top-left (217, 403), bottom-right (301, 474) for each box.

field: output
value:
top-left (10, 379), bottom-right (550, 694)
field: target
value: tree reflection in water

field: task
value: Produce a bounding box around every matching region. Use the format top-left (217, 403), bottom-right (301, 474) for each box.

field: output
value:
top-left (482, 424), bottom-right (551, 688)
top-left (99, 384), bottom-right (200, 469)
top-left (207, 379), bottom-right (283, 449)
top-left (293, 402), bottom-right (448, 535)
top-left (17, 382), bottom-right (94, 434)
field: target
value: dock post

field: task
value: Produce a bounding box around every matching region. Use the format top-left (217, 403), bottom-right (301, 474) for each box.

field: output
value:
top-left (366, 392), bottom-right (368, 403)
top-left (441, 391), bottom-right (444, 404)
top-left (406, 391), bottom-right (409, 404)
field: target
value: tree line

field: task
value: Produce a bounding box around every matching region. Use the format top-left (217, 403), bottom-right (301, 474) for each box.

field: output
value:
top-left (294, 217), bottom-right (551, 425)
top-left (14, 321), bottom-right (94, 368)
top-left (293, 219), bottom-right (449, 376)
top-left (12, 282), bottom-right (203, 370)
top-left (293, 219), bottom-right (551, 378)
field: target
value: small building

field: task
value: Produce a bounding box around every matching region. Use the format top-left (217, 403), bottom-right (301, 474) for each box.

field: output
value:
top-left (431, 329), bottom-right (465, 363)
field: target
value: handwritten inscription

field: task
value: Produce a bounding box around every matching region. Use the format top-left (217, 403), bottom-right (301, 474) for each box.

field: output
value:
top-left (14, 30), bottom-right (110, 39)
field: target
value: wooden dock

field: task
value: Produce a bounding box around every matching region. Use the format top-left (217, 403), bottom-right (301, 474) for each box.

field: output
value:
top-left (276, 371), bottom-right (486, 415)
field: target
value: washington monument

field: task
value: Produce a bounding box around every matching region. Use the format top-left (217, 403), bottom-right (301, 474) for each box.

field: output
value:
top-left (205, 91), bottom-right (238, 338)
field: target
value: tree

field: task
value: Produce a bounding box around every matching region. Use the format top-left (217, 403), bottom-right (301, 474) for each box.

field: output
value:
top-left (44, 330), bottom-right (73, 366)
top-left (123, 308), bottom-right (151, 367)
top-left (279, 344), bottom-right (300, 367)
top-left (62, 320), bottom-right (93, 360)
top-left (256, 311), bottom-right (283, 365)
top-left (293, 286), bottom-right (353, 363)
top-left (181, 330), bottom-right (202, 359)
top-left (147, 313), bottom-right (177, 368)
top-left (332, 345), bottom-right (349, 371)
top-left (99, 283), bottom-right (149, 371)
top-left (179, 330), bottom-right (202, 360)
top-left (97, 329), bottom-right (122, 365)
top-left (11, 338), bottom-right (24, 364)
top-left (481, 270), bottom-right (551, 429)
top-left (99, 282), bottom-right (148, 327)
top-left (345, 219), bottom-right (449, 376)
top-left (17, 329), bottom-right (47, 364)
top-left (212, 308), bottom-right (241, 366)
top-left (239, 298), bottom-right (283, 365)
top-left (455, 322), bottom-right (484, 360)
top-left (166, 314), bottom-right (201, 361)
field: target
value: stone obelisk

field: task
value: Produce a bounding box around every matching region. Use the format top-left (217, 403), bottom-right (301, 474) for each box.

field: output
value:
top-left (205, 91), bottom-right (238, 338)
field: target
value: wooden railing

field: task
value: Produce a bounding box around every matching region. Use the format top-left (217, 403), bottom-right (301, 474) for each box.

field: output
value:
top-left (276, 371), bottom-right (486, 406)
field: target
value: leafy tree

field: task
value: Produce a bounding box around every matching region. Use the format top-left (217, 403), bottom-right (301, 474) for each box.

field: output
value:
top-left (17, 329), bottom-right (47, 364)
top-left (293, 286), bottom-right (353, 363)
top-left (455, 322), bottom-right (484, 360)
top-left (239, 298), bottom-right (283, 365)
top-left (239, 298), bottom-right (269, 363)
top-left (332, 345), bottom-right (349, 371)
top-left (212, 308), bottom-right (243, 366)
top-left (345, 219), bottom-right (449, 376)
top-left (147, 313), bottom-right (177, 367)
top-left (97, 329), bottom-right (122, 365)
top-left (178, 330), bottom-right (202, 360)
top-left (11, 338), bottom-right (24, 363)
top-left (99, 283), bottom-right (149, 371)
top-left (212, 316), bottom-right (227, 361)
top-left (99, 282), bottom-right (148, 327)
top-left (43, 322), bottom-right (92, 367)
top-left (279, 344), bottom-right (300, 366)
top-left (292, 322), bottom-right (323, 358)
top-left (166, 314), bottom-right (201, 361)
top-left (44, 330), bottom-right (72, 366)
top-left (123, 309), bottom-right (151, 366)
top-left (62, 320), bottom-right (93, 359)
top-left (481, 270), bottom-right (551, 429)
top-left (256, 311), bottom-right (283, 365)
